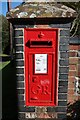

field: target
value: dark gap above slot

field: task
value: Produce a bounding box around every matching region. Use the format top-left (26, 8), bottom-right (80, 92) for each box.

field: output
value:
top-left (30, 41), bottom-right (52, 46)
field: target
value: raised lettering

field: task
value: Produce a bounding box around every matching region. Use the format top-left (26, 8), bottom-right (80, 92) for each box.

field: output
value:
top-left (31, 85), bottom-right (41, 94)
top-left (31, 85), bottom-right (51, 95)
top-left (42, 85), bottom-right (51, 95)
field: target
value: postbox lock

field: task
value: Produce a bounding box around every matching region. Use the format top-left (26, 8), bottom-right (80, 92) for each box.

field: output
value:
top-left (32, 77), bottom-right (38, 83)
top-left (38, 32), bottom-right (44, 38)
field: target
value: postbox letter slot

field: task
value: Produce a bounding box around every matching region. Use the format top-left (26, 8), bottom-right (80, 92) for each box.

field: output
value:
top-left (30, 41), bottom-right (52, 47)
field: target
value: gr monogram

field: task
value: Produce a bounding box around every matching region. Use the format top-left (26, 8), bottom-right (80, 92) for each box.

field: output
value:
top-left (31, 85), bottom-right (51, 95)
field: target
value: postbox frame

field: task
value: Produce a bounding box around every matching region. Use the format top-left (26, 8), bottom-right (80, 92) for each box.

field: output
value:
top-left (24, 28), bottom-right (58, 106)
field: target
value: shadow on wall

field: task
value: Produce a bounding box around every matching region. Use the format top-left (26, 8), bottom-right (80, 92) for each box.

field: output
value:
top-left (67, 100), bottom-right (80, 120)
top-left (2, 60), bottom-right (18, 120)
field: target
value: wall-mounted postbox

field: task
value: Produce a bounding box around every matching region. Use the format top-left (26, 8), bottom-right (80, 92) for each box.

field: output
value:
top-left (24, 28), bottom-right (58, 106)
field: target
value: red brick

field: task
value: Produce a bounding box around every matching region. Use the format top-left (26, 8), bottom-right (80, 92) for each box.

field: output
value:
top-left (69, 45), bottom-right (79, 50)
top-left (76, 64), bottom-right (80, 77)
top-left (38, 113), bottom-right (51, 118)
top-left (69, 51), bottom-right (77, 57)
top-left (79, 58), bottom-right (80, 64)
top-left (75, 96), bottom-right (80, 101)
top-left (69, 58), bottom-right (78, 64)
top-left (69, 71), bottom-right (76, 76)
top-left (67, 95), bottom-right (75, 100)
top-left (68, 94), bottom-right (80, 104)
top-left (67, 95), bottom-right (78, 103)
top-left (76, 71), bottom-right (80, 77)
top-left (78, 96), bottom-right (80, 100)
top-left (68, 76), bottom-right (75, 81)
top-left (68, 81), bottom-right (74, 89)
top-left (79, 45), bottom-right (80, 50)
top-left (38, 113), bottom-right (57, 118)
top-left (68, 89), bottom-right (74, 94)
top-left (69, 65), bottom-right (77, 70)
top-left (77, 64), bottom-right (80, 70)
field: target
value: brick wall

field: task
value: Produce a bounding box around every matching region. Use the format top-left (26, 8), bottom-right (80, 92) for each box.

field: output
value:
top-left (13, 19), bottom-right (71, 120)
top-left (68, 37), bottom-right (80, 103)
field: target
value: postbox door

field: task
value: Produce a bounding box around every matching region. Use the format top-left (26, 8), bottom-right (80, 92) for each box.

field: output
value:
top-left (29, 53), bottom-right (55, 105)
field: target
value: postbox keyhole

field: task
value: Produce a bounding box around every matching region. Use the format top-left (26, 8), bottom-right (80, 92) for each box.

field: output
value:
top-left (32, 77), bottom-right (38, 83)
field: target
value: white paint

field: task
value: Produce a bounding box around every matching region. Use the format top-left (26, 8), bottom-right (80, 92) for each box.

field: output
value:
top-left (25, 113), bottom-right (36, 118)
top-left (35, 54), bottom-right (47, 74)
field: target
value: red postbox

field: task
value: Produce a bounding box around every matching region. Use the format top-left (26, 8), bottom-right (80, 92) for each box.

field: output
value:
top-left (24, 28), bottom-right (58, 106)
